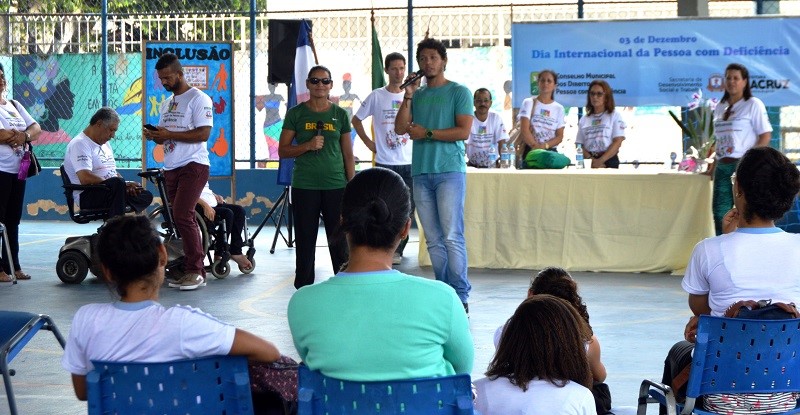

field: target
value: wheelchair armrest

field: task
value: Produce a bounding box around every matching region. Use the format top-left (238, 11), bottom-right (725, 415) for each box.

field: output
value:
top-left (63, 183), bottom-right (111, 192)
top-left (138, 168), bottom-right (163, 179)
top-left (638, 379), bottom-right (678, 415)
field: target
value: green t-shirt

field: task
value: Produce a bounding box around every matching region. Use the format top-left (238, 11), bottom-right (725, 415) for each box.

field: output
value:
top-left (283, 103), bottom-right (351, 190)
top-left (288, 270), bottom-right (474, 381)
top-left (411, 81), bottom-right (472, 176)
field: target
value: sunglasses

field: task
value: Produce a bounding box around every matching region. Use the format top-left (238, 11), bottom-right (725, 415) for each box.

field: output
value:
top-left (589, 91), bottom-right (605, 97)
top-left (308, 77), bottom-right (332, 85)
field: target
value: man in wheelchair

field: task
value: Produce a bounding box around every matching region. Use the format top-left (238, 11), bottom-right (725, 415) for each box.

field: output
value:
top-left (197, 182), bottom-right (253, 271)
top-left (63, 108), bottom-right (153, 217)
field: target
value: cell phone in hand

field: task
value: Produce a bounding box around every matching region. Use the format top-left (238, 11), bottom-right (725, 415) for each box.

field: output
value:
top-left (143, 124), bottom-right (158, 131)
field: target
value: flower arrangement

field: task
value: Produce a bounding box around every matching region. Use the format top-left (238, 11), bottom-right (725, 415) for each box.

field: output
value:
top-left (669, 89), bottom-right (718, 172)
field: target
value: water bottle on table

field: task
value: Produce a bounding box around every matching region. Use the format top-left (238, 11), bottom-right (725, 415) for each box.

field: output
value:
top-left (575, 144), bottom-right (585, 169)
top-left (487, 146), bottom-right (498, 169)
top-left (499, 143), bottom-right (510, 169)
top-left (508, 143), bottom-right (517, 170)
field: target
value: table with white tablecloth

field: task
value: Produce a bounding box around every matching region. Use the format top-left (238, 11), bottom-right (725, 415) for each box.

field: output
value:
top-left (418, 169), bottom-right (714, 273)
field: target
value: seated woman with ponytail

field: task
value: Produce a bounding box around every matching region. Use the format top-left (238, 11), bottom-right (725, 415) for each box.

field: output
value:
top-left (287, 167), bottom-right (474, 381)
top-left (61, 215), bottom-right (281, 401)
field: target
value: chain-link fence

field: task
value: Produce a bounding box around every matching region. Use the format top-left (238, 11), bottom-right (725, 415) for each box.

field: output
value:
top-left (1, 0), bottom-right (798, 169)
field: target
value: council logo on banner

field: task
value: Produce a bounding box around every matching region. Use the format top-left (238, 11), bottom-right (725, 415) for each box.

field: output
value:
top-left (530, 72), bottom-right (539, 96)
top-left (707, 74), bottom-right (724, 92)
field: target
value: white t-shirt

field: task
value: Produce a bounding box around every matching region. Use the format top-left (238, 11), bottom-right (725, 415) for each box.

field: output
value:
top-left (354, 87), bottom-right (412, 165)
top-left (63, 132), bottom-right (119, 205)
top-left (467, 111), bottom-right (509, 167)
top-left (474, 376), bottom-right (595, 415)
top-left (575, 111), bottom-right (626, 153)
top-left (713, 97), bottom-right (772, 159)
top-left (199, 182), bottom-right (217, 207)
top-left (518, 97), bottom-right (566, 144)
top-left (0, 100), bottom-right (36, 174)
top-left (682, 228), bottom-right (800, 316)
top-left (62, 301), bottom-right (236, 376)
top-left (158, 87), bottom-right (213, 170)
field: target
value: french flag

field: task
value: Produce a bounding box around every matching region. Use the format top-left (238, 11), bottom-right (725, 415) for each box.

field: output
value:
top-left (289, 20), bottom-right (314, 106)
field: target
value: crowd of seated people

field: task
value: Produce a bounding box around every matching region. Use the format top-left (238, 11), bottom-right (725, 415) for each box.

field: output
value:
top-left (57, 147), bottom-right (800, 415)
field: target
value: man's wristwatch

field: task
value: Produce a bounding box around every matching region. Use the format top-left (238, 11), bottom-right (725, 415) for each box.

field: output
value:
top-left (425, 129), bottom-right (434, 140)
top-left (24, 132), bottom-right (31, 142)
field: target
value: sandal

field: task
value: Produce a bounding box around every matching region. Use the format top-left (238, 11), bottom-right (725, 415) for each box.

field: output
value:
top-left (0, 272), bottom-right (11, 282)
top-left (14, 270), bottom-right (31, 280)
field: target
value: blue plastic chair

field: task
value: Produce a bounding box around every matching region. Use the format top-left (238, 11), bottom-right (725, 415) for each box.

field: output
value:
top-left (0, 311), bottom-right (66, 415)
top-left (637, 316), bottom-right (800, 415)
top-left (87, 355), bottom-right (254, 415)
top-left (297, 364), bottom-right (474, 415)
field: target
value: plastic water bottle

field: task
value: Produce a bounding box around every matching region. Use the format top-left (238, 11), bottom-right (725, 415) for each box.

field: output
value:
top-left (487, 146), bottom-right (498, 169)
top-left (508, 144), bottom-right (517, 170)
top-left (575, 144), bottom-right (585, 169)
top-left (516, 144), bottom-right (525, 169)
top-left (499, 143), bottom-right (511, 169)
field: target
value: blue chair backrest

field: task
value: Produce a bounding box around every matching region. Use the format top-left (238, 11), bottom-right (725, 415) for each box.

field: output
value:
top-left (297, 365), bottom-right (474, 415)
top-left (687, 316), bottom-right (800, 398)
top-left (87, 355), bottom-right (253, 415)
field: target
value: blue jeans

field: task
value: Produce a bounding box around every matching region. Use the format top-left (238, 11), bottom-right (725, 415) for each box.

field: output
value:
top-left (413, 172), bottom-right (470, 303)
top-left (376, 163), bottom-right (414, 256)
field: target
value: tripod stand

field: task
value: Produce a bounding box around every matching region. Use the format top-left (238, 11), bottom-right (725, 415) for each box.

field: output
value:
top-left (245, 186), bottom-right (293, 255)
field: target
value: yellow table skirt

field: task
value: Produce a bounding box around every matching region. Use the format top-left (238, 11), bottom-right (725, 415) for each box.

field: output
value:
top-left (418, 169), bottom-right (714, 273)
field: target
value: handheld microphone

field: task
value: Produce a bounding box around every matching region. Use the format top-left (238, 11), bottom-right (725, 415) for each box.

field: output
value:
top-left (400, 70), bottom-right (425, 90)
top-left (315, 120), bottom-right (324, 154)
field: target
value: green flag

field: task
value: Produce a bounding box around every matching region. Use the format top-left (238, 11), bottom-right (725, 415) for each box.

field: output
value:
top-left (371, 22), bottom-right (385, 90)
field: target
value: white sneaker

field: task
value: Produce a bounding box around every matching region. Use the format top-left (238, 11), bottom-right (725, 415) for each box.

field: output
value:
top-left (392, 253), bottom-right (402, 265)
top-left (179, 273), bottom-right (206, 291)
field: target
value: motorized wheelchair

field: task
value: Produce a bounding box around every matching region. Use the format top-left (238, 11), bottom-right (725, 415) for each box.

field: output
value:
top-left (56, 167), bottom-right (216, 283)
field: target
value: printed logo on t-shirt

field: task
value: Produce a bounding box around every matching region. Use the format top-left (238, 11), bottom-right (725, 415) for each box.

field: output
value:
top-left (591, 118), bottom-right (602, 126)
top-left (384, 131), bottom-right (408, 150)
top-left (391, 100), bottom-right (401, 109)
top-left (478, 126), bottom-right (487, 135)
top-left (168, 100), bottom-right (179, 113)
top-left (164, 141), bottom-right (177, 154)
top-left (539, 109), bottom-right (551, 117)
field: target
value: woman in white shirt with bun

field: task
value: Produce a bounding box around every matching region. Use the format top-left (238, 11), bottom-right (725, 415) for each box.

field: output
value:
top-left (518, 69), bottom-right (566, 157)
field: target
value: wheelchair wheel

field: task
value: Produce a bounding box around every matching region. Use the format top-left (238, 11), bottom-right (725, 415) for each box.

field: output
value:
top-left (239, 256), bottom-right (255, 274)
top-left (211, 258), bottom-right (231, 279)
top-left (57, 251), bottom-right (89, 284)
top-left (148, 206), bottom-right (211, 253)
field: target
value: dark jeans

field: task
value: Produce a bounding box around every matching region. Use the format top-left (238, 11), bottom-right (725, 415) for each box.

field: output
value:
top-left (661, 340), bottom-right (695, 411)
top-left (588, 152), bottom-right (620, 169)
top-left (0, 171), bottom-right (25, 273)
top-left (213, 203), bottom-right (246, 255)
top-left (165, 162), bottom-right (210, 276)
top-left (291, 187), bottom-right (348, 289)
top-left (80, 177), bottom-right (153, 217)
top-left (376, 163), bottom-right (414, 256)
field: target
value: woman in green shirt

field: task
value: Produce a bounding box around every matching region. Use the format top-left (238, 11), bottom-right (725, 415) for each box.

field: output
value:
top-left (278, 65), bottom-right (355, 289)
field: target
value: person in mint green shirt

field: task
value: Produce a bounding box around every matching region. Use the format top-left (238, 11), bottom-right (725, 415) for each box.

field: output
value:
top-left (288, 167), bottom-right (474, 381)
top-left (395, 38), bottom-right (474, 312)
top-left (279, 65), bottom-right (355, 289)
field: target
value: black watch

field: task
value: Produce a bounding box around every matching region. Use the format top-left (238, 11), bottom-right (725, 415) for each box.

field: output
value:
top-left (425, 129), bottom-right (434, 140)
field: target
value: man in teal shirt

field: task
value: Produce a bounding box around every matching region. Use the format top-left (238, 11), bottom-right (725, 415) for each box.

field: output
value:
top-left (395, 38), bottom-right (473, 312)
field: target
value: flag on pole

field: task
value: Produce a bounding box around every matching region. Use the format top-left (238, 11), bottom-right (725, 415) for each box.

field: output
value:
top-left (291, 19), bottom-right (315, 105)
top-left (280, 19), bottom-right (316, 186)
top-left (371, 13), bottom-right (385, 90)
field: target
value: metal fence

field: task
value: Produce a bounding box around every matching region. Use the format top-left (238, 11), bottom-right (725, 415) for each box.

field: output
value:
top-left (1, 0), bottom-right (798, 168)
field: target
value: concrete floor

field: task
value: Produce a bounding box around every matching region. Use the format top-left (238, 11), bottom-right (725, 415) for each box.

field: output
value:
top-left (0, 220), bottom-right (691, 414)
